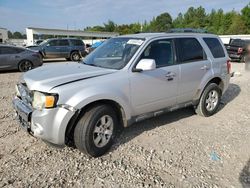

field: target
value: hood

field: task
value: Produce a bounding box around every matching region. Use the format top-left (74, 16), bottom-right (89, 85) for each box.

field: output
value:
top-left (26, 46), bottom-right (40, 51)
top-left (22, 62), bottom-right (116, 92)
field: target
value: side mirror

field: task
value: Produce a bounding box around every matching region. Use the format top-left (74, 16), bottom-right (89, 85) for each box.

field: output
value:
top-left (133, 59), bottom-right (156, 72)
top-left (46, 43), bottom-right (50, 47)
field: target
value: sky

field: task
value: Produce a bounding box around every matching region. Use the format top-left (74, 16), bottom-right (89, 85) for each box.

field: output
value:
top-left (0, 0), bottom-right (249, 32)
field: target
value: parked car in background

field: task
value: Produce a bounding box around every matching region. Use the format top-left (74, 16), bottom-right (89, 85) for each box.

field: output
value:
top-left (225, 38), bottom-right (250, 62)
top-left (0, 45), bottom-right (42, 72)
top-left (13, 32), bottom-right (231, 157)
top-left (88, 41), bottom-right (104, 54)
top-left (27, 38), bottom-right (86, 61)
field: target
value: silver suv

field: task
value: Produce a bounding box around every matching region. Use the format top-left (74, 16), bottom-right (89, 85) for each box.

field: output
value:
top-left (13, 33), bottom-right (231, 157)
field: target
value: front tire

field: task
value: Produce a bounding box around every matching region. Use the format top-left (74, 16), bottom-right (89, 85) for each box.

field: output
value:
top-left (195, 83), bottom-right (222, 117)
top-left (74, 105), bottom-right (118, 157)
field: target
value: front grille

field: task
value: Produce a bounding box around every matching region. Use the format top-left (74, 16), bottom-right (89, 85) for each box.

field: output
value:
top-left (17, 83), bottom-right (33, 106)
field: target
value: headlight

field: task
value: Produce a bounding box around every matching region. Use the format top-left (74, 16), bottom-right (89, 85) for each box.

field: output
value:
top-left (15, 85), bottom-right (21, 97)
top-left (32, 91), bottom-right (58, 110)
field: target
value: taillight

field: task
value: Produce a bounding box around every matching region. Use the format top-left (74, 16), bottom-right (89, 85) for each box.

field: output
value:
top-left (227, 60), bottom-right (231, 74)
top-left (238, 48), bottom-right (243, 54)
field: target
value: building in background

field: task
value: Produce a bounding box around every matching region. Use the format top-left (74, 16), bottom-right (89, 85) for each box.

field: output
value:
top-left (0, 28), bottom-right (8, 43)
top-left (26, 27), bottom-right (119, 46)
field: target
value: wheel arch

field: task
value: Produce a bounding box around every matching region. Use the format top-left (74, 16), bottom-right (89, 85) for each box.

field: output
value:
top-left (65, 99), bottom-right (127, 146)
top-left (193, 76), bottom-right (224, 105)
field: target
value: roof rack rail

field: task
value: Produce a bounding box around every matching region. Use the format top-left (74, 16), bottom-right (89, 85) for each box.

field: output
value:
top-left (168, 28), bottom-right (209, 33)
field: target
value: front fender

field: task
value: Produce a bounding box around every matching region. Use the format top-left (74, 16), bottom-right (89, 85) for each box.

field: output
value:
top-left (65, 87), bottom-right (132, 121)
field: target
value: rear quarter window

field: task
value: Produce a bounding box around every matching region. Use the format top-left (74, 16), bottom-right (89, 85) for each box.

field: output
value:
top-left (71, 39), bottom-right (84, 46)
top-left (203, 38), bottom-right (225, 58)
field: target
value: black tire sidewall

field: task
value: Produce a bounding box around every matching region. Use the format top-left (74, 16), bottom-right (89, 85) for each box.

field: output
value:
top-left (200, 83), bottom-right (221, 117)
top-left (74, 105), bottom-right (118, 157)
top-left (18, 60), bottom-right (33, 72)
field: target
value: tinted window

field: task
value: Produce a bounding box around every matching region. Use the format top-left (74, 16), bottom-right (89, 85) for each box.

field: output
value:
top-left (71, 39), bottom-right (84, 46)
top-left (140, 39), bottom-right (174, 68)
top-left (58, 39), bottom-right (70, 46)
top-left (230, 39), bottom-right (244, 47)
top-left (48, 40), bottom-right (58, 46)
top-left (0, 47), bottom-right (18, 54)
top-left (203, 38), bottom-right (225, 58)
top-left (176, 38), bottom-right (206, 63)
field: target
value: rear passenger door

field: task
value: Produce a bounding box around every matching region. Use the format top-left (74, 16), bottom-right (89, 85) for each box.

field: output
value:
top-left (175, 37), bottom-right (211, 103)
top-left (58, 39), bottom-right (70, 58)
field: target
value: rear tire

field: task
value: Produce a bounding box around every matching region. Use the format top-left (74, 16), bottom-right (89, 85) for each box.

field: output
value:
top-left (18, 60), bottom-right (33, 72)
top-left (74, 105), bottom-right (118, 157)
top-left (70, 51), bottom-right (81, 61)
top-left (195, 83), bottom-right (222, 117)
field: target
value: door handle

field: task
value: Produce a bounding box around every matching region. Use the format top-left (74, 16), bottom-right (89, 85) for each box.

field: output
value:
top-left (15, 55), bottom-right (20, 58)
top-left (201, 65), bottom-right (209, 70)
top-left (165, 72), bottom-right (176, 81)
top-left (165, 72), bottom-right (176, 78)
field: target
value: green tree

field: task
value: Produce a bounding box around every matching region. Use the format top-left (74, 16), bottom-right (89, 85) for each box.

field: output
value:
top-left (104, 20), bottom-right (116, 32)
top-left (183, 6), bottom-right (207, 28)
top-left (206, 9), bottom-right (224, 34)
top-left (12, 31), bottom-right (23, 39)
top-left (172, 13), bottom-right (184, 28)
top-left (7, 31), bottom-right (13, 38)
top-left (150, 13), bottom-right (172, 32)
top-left (221, 11), bottom-right (238, 34)
top-left (228, 14), bottom-right (248, 34)
top-left (241, 3), bottom-right (250, 31)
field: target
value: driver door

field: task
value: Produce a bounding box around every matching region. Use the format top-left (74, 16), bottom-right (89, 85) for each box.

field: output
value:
top-left (129, 39), bottom-right (180, 115)
top-left (43, 39), bottom-right (60, 58)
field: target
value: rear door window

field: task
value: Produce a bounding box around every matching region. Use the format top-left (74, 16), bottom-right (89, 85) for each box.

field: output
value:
top-left (58, 39), bottom-right (70, 46)
top-left (176, 38), bottom-right (206, 63)
top-left (71, 39), bottom-right (84, 46)
top-left (203, 38), bottom-right (225, 58)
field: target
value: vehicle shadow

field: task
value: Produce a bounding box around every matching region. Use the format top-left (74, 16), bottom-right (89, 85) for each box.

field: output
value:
top-left (112, 83), bottom-right (241, 151)
top-left (0, 70), bottom-right (20, 74)
top-left (239, 159), bottom-right (250, 188)
top-left (219, 83), bottom-right (241, 111)
top-left (113, 107), bottom-right (195, 148)
top-left (43, 59), bottom-right (68, 63)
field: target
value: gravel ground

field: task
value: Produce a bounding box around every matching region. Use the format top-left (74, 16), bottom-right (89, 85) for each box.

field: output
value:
top-left (0, 63), bottom-right (250, 188)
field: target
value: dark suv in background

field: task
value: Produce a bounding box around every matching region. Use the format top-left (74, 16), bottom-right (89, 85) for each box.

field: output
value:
top-left (27, 38), bottom-right (86, 61)
top-left (225, 38), bottom-right (250, 62)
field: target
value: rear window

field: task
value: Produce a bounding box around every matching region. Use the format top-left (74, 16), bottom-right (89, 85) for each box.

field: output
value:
top-left (71, 39), bottom-right (84, 46)
top-left (203, 38), bottom-right (225, 58)
top-left (230, 39), bottom-right (245, 47)
top-left (176, 38), bottom-right (206, 63)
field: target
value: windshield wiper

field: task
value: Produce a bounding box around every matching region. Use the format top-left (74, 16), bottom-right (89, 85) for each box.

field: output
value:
top-left (82, 62), bottom-right (102, 68)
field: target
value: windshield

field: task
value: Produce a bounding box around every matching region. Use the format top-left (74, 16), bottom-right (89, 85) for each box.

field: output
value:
top-left (39, 40), bottom-right (48, 46)
top-left (83, 37), bottom-right (144, 70)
